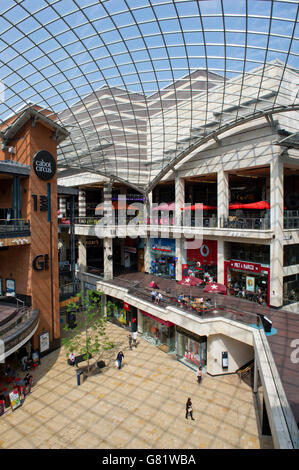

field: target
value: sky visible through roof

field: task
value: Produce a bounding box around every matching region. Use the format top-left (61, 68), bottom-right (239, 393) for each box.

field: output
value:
top-left (0, 0), bottom-right (298, 188)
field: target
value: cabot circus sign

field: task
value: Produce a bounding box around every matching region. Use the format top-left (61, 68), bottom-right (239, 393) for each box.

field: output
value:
top-left (33, 150), bottom-right (56, 180)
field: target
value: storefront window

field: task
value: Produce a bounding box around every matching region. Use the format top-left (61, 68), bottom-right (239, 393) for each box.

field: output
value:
top-left (139, 311), bottom-right (175, 352)
top-left (107, 297), bottom-right (137, 331)
top-left (284, 244), bottom-right (299, 267)
top-left (229, 243), bottom-right (270, 265)
top-left (150, 238), bottom-right (176, 279)
top-left (186, 240), bottom-right (217, 282)
top-left (177, 328), bottom-right (207, 372)
top-left (227, 263), bottom-right (269, 304)
top-left (283, 274), bottom-right (299, 305)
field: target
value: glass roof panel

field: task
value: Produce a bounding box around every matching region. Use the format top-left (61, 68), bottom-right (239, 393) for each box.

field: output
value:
top-left (0, 0), bottom-right (298, 192)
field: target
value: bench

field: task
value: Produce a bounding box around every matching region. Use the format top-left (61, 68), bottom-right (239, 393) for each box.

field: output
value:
top-left (67, 353), bottom-right (92, 366)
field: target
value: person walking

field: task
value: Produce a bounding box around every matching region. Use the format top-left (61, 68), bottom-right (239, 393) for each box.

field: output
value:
top-left (132, 330), bottom-right (138, 348)
top-left (116, 351), bottom-right (124, 369)
top-left (128, 334), bottom-right (133, 350)
top-left (196, 367), bottom-right (202, 384)
top-left (185, 397), bottom-right (195, 420)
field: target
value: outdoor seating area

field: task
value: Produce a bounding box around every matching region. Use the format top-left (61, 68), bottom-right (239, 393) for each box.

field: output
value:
top-left (0, 365), bottom-right (34, 415)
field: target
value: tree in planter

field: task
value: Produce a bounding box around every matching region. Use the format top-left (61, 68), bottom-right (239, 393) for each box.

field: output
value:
top-left (62, 289), bottom-right (114, 374)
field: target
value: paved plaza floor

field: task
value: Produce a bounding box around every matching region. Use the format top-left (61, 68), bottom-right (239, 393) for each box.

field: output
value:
top-left (0, 322), bottom-right (264, 449)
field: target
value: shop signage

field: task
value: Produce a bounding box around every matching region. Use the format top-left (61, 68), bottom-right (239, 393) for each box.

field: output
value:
top-left (9, 389), bottom-right (21, 411)
top-left (246, 276), bottom-right (255, 292)
top-left (230, 260), bottom-right (261, 273)
top-left (6, 279), bottom-right (16, 297)
top-left (187, 240), bottom-right (217, 265)
top-left (152, 246), bottom-right (172, 252)
top-left (33, 254), bottom-right (49, 271)
top-left (33, 150), bottom-right (56, 181)
top-left (124, 246), bottom-right (137, 253)
top-left (39, 331), bottom-right (50, 353)
top-left (140, 310), bottom-right (174, 327)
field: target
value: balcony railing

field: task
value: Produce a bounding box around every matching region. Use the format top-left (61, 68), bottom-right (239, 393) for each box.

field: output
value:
top-left (0, 218), bottom-right (30, 235)
top-left (284, 217), bottom-right (299, 229)
top-left (73, 215), bottom-right (273, 231)
top-left (221, 217), bottom-right (270, 230)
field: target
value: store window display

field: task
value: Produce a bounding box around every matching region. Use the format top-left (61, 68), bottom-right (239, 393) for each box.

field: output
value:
top-left (139, 311), bottom-right (175, 352)
top-left (177, 329), bottom-right (207, 372)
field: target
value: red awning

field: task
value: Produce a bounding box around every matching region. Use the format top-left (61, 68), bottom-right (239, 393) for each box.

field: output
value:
top-left (229, 201), bottom-right (270, 210)
top-left (152, 202), bottom-right (175, 211)
top-left (95, 201), bottom-right (140, 212)
top-left (181, 204), bottom-right (217, 210)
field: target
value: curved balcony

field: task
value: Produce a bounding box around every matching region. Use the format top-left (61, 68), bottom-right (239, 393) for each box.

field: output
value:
top-left (0, 306), bottom-right (39, 358)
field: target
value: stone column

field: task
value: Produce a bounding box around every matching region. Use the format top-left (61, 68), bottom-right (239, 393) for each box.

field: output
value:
top-left (217, 170), bottom-right (229, 227)
top-left (78, 235), bottom-right (87, 272)
top-left (103, 183), bottom-right (113, 225)
top-left (269, 157), bottom-right (284, 307)
top-left (59, 197), bottom-right (67, 217)
top-left (78, 189), bottom-right (86, 217)
top-left (175, 237), bottom-right (186, 281)
top-left (175, 171), bottom-right (184, 228)
top-left (144, 236), bottom-right (151, 273)
top-left (104, 237), bottom-right (113, 280)
top-left (217, 239), bottom-right (226, 284)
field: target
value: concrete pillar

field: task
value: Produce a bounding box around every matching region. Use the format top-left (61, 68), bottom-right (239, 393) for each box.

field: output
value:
top-left (217, 170), bottom-right (229, 227)
top-left (104, 237), bottom-right (113, 280)
top-left (175, 237), bottom-right (186, 281)
top-left (144, 236), bottom-right (151, 274)
top-left (103, 183), bottom-right (113, 225)
top-left (59, 197), bottom-right (67, 217)
top-left (78, 189), bottom-right (86, 217)
top-left (269, 157), bottom-right (284, 307)
top-left (78, 235), bottom-right (87, 272)
top-left (175, 171), bottom-right (184, 228)
top-left (217, 239), bottom-right (226, 284)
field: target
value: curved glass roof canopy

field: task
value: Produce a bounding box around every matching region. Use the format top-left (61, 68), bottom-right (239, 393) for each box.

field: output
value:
top-left (0, 0), bottom-right (298, 193)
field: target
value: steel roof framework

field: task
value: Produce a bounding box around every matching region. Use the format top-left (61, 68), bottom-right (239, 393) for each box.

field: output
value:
top-left (0, 0), bottom-right (298, 193)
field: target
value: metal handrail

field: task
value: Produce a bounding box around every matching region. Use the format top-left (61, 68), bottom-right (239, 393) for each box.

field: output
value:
top-left (0, 218), bottom-right (30, 233)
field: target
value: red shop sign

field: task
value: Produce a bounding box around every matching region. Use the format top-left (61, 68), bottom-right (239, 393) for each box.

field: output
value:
top-left (123, 302), bottom-right (130, 311)
top-left (230, 260), bottom-right (261, 273)
top-left (187, 240), bottom-right (217, 265)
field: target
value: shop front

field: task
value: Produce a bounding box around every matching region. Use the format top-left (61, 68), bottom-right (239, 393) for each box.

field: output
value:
top-left (225, 260), bottom-right (270, 305)
top-left (149, 238), bottom-right (176, 279)
top-left (107, 297), bottom-right (137, 331)
top-left (138, 310), bottom-right (175, 353)
top-left (183, 239), bottom-right (217, 282)
top-left (176, 326), bottom-right (207, 372)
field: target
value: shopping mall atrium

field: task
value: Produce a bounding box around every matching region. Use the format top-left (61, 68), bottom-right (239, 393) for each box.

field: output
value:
top-left (0, 0), bottom-right (298, 450)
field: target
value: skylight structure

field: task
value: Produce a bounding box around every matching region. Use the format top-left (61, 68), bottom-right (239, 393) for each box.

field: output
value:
top-left (0, 0), bottom-right (298, 192)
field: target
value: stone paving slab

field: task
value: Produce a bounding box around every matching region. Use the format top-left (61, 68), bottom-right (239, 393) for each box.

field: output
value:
top-left (0, 322), bottom-right (264, 449)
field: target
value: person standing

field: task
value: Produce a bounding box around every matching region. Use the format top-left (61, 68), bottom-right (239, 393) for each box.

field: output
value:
top-left (116, 351), bottom-right (124, 369)
top-left (196, 367), bottom-right (202, 384)
top-left (128, 334), bottom-right (133, 350)
top-left (132, 330), bottom-right (138, 348)
top-left (185, 397), bottom-right (195, 420)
